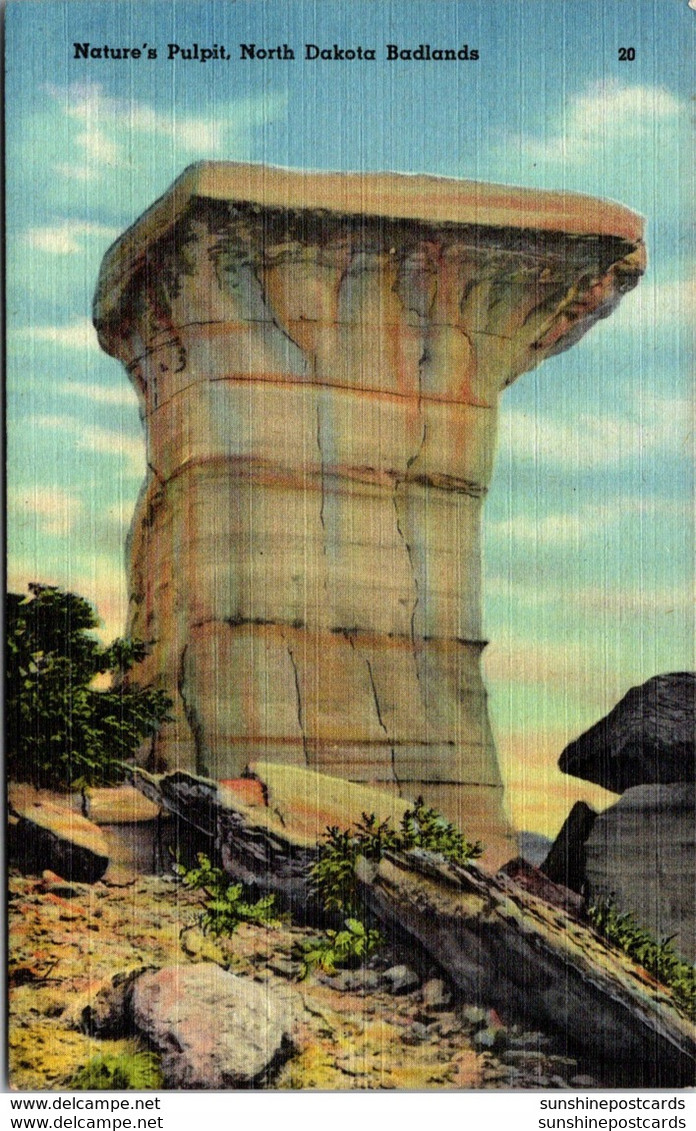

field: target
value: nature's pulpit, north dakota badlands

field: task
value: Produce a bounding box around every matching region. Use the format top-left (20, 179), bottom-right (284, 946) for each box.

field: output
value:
top-left (94, 163), bottom-right (645, 866)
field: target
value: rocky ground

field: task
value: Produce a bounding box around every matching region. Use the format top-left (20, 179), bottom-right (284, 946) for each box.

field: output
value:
top-left (8, 868), bottom-right (602, 1092)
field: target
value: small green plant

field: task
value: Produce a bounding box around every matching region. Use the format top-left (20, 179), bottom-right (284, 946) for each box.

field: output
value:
top-left (309, 798), bottom-right (482, 917)
top-left (297, 918), bottom-right (382, 978)
top-left (588, 898), bottom-right (696, 1021)
top-left (173, 852), bottom-right (279, 936)
top-left (399, 796), bottom-right (483, 864)
top-left (69, 1049), bottom-right (164, 1090)
top-left (300, 800), bottom-right (482, 979)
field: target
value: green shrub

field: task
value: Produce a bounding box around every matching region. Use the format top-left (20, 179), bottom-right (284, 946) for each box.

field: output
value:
top-left (173, 852), bottom-right (279, 936)
top-left (69, 1049), bottom-right (163, 1090)
top-left (7, 584), bottom-right (172, 790)
top-left (297, 918), bottom-right (382, 978)
top-left (588, 898), bottom-right (696, 1021)
top-left (310, 798), bottom-right (482, 918)
top-left (301, 799), bottom-right (482, 980)
top-left (398, 796), bottom-right (483, 864)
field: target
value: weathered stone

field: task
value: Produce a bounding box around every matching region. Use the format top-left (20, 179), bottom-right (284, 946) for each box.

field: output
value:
top-left (330, 968), bottom-right (383, 992)
top-left (421, 977), bottom-right (452, 1011)
top-left (130, 964), bottom-right (295, 1088)
top-left (473, 1026), bottom-right (508, 1052)
top-left (94, 162), bottom-right (644, 865)
top-left (460, 1005), bottom-right (488, 1029)
top-left (584, 783), bottom-right (696, 962)
top-left (129, 762), bottom-right (413, 910)
top-left (80, 967), bottom-right (154, 1038)
top-left (539, 802), bottom-right (598, 894)
top-left (560, 672), bottom-right (696, 792)
top-left (500, 857), bottom-right (585, 916)
top-left (357, 849), bottom-right (696, 1087)
top-left (9, 798), bottom-right (109, 883)
top-left (383, 965), bottom-right (420, 994)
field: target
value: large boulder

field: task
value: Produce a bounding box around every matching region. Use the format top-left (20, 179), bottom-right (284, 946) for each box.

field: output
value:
top-left (130, 964), bottom-right (295, 1088)
top-left (9, 793), bottom-right (109, 883)
top-left (585, 783), bottom-right (696, 962)
top-left (559, 672), bottom-right (695, 793)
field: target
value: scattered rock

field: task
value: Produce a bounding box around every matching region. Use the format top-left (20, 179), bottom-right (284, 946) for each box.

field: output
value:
top-left (382, 965), bottom-right (420, 994)
top-left (267, 957), bottom-right (303, 980)
top-left (404, 1021), bottom-right (429, 1044)
top-left (80, 966), bottom-right (154, 1037)
top-left (508, 1031), bottom-right (553, 1051)
top-left (329, 968), bottom-right (382, 993)
top-left (421, 977), bottom-right (452, 1012)
top-left (130, 964), bottom-right (295, 1088)
top-left (571, 1074), bottom-right (600, 1088)
top-left (501, 1050), bottom-right (546, 1067)
top-left (460, 1005), bottom-right (487, 1030)
top-left (473, 1026), bottom-right (508, 1053)
top-left (9, 799), bottom-right (109, 883)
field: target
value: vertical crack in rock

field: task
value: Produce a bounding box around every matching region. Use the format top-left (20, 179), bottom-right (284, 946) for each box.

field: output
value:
top-left (316, 404), bottom-right (326, 542)
top-left (286, 644), bottom-right (309, 766)
top-left (365, 657), bottom-right (400, 788)
top-left (177, 644), bottom-right (208, 777)
top-left (393, 485), bottom-right (421, 650)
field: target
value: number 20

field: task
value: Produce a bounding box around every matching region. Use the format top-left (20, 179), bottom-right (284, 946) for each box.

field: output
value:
top-left (618, 47), bottom-right (636, 60)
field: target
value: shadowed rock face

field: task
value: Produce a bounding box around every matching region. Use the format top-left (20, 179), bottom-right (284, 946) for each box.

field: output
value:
top-left (584, 783), bottom-right (696, 962)
top-left (560, 673), bottom-right (696, 793)
top-left (94, 162), bottom-right (644, 863)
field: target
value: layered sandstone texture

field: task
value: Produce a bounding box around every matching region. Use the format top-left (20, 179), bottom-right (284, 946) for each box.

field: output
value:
top-left (94, 163), bottom-right (645, 865)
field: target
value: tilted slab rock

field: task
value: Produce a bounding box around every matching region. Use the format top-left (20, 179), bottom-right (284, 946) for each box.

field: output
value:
top-left (95, 162), bottom-right (644, 860)
top-left (356, 851), bottom-right (695, 1088)
top-left (130, 762), bottom-right (695, 1087)
top-left (129, 762), bottom-right (412, 907)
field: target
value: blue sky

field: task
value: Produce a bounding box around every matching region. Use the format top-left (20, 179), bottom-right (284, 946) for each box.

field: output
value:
top-left (6, 0), bottom-right (694, 835)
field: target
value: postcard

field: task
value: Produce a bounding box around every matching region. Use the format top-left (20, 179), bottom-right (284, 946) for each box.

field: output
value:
top-left (6, 0), bottom-right (694, 1098)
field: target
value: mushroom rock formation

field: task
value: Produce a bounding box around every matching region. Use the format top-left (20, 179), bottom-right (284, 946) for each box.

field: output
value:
top-left (560, 672), bottom-right (696, 793)
top-left (94, 162), bottom-right (645, 867)
top-left (559, 673), bottom-right (696, 960)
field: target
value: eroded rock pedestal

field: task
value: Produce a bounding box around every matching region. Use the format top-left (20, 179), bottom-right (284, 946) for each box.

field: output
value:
top-left (94, 163), bottom-right (644, 865)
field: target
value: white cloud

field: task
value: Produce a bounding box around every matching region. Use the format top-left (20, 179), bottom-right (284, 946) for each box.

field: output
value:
top-left (486, 498), bottom-right (690, 547)
top-left (55, 379), bottom-right (138, 406)
top-left (509, 81), bottom-right (684, 165)
top-left (609, 275), bottom-right (696, 333)
top-left (46, 82), bottom-right (287, 180)
top-left (15, 318), bottom-right (100, 351)
top-left (25, 221), bottom-right (119, 255)
top-left (8, 485), bottom-right (84, 537)
top-left (31, 414), bottom-right (145, 477)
